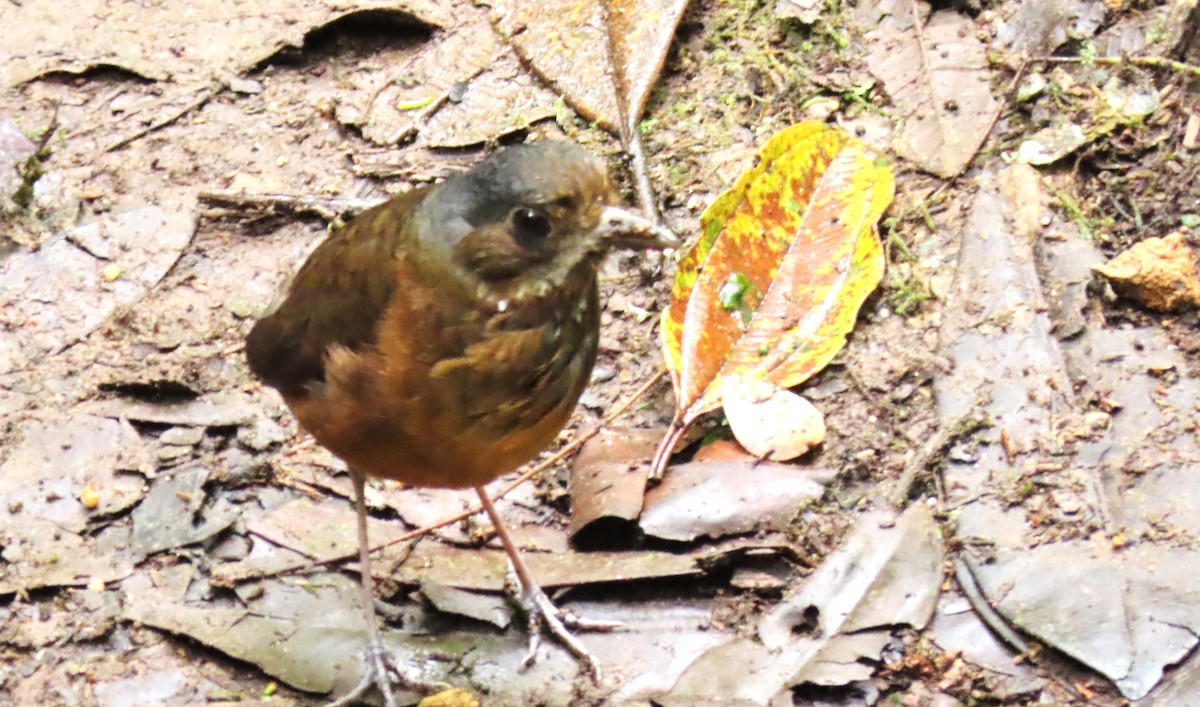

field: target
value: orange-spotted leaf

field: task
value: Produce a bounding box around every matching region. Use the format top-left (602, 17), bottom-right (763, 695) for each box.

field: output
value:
top-left (653, 121), bottom-right (894, 477)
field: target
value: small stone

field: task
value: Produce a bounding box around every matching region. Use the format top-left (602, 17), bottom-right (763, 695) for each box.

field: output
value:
top-left (447, 81), bottom-right (469, 103)
top-left (228, 77), bottom-right (263, 94)
top-left (155, 444), bottom-right (192, 462)
top-left (237, 417), bottom-right (287, 452)
top-left (160, 426), bottom-right (204, 446)
top-left (1083, 411), bottom-right (1111, 432)
top-left (590, 365), bottom-right (616, 384)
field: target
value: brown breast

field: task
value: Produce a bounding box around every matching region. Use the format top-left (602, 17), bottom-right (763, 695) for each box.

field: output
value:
top-left (284, 253), bottom-right (601, 489)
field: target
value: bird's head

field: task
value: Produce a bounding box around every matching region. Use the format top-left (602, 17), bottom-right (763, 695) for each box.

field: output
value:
top-left (412, 142), bottom-right (677, 301)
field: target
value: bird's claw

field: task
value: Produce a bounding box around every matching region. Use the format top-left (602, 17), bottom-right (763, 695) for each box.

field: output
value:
top-left (506, 566), bottom-right (622, 682)
top-left (329, 637), bottom-right (400, 707)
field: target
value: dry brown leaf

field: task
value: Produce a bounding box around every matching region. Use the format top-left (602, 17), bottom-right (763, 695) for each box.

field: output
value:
top-left (865, 1), bottom-right (999, 177)
top-left (490, 0), bottom-right (688, 135)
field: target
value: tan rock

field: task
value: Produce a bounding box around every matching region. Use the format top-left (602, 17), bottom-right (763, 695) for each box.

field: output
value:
top-left (1094, 232), bottom-right (1200, 311)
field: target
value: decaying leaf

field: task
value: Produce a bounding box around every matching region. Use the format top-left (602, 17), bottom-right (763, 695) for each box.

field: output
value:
top-left (640, 459), bottom-right (830, 542)
top-left (865, 1), bottom-right (999, 177)
top-left (490, 0), bottom-right (689, 136)
top-left (653, 121), bottom-right (894, 477)
top-left (0, 414), bottom-right (149, 594)
top-left (334, 5), bottom-right (558, 148)
top-left (937, 167), bottom-right (1200, 699)
top-left (0, 205), bottom-right (196, 375)
top-left (567, 427), bottom-right (661, 548)
top-left (664, 505), bottom-right (943, 702)
top-left (0, 0), bottom-right (449, 88)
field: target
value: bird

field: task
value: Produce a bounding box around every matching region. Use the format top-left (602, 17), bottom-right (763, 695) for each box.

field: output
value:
top-left (244, 141), bottom-right (677, 705)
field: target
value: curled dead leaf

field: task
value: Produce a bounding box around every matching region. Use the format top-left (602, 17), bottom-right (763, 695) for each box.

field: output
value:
top-left (722, 375), bottom-right (826, 461)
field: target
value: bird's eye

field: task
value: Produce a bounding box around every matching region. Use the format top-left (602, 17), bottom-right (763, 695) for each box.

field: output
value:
top-left (510, 207), bottom-right (552, 247)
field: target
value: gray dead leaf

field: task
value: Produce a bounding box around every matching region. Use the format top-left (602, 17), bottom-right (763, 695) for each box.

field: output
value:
top-left (0, 417), bottom-right (146, 591)
top-left (994, 0), bottom-right (1106, 60)
top-left (658, 637), bottom-right (796, 706)
top-left (758, 505), bottom-right (942, 649)
top-left (863, 1), bottom-right (999, 177)
top-left (334, 5), bottom-right (557, 148)
top-left (0, 586), bottom-right (122, 649)
top-left (130, 463), bottom-right (242, 558)
top-left (125, 573), bottom-right (424, 701)
top-left (1143, 651), bottom-right (1200, 706)
top-left (1036, 221), bottom-right (1106, 339)
top-left (421, 581), bottom-right (513, 629)
top-left (935, 164), bottom-right (1200, 699)
top-left (0, 415), bottom-right (150, 534)
top-left (80, 391), bottom-right (259, 428)
top-left (640, 460), bottom-right (831, 542)
top-left (377, 485), bottom-right (477, 545)
top-left (928, 594), bottom-right (1048, 699)
top-left (374, 480), bottom-right (562, 550)
top-left (384, 538), bottom-right (703, 592)
top-left (130, 568), bottom-right (730, 704)
top-left (0, 517), bottom-right (135, 595)
top-left (242, 498), bottom-right (700, 590)
top-left (666, 505), bottom-right (943, 704)
top-left (0, 0), bottom-right (450, 88)
top-left (0, 205), bottom-right (195, 375)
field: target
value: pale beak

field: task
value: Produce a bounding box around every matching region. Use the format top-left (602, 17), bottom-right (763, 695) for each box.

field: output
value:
top-left (594, 206), bottom-right (680, 251)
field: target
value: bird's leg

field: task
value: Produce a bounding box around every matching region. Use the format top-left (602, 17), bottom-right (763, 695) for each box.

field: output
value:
top-left (329, 471), bottom-right (399, 707)
top-left (474, 487), bottom-right (621, 681)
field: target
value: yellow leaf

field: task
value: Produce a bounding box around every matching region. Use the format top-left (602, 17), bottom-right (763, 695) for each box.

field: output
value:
top-left (653, 121), bottom-right (894, 477)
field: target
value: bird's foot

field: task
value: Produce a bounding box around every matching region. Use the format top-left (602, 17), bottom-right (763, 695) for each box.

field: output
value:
top-left (329, 636), bottom-right (403, 707)
top-left (507, 567), bottom-right (622, 681)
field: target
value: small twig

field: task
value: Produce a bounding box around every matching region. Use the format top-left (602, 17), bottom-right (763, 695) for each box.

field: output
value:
top-left (247, 369), bottom-right (669, 582)
top-left (595, 1), bottom-right (661, 223)
top-left (888, 411), bottom-right (990, 507)
top-left (626, 130), bottom-right (660, 222)
top-left (198, 190), bottom-right (382, 223)
top-left (107, 79), bottom-right (226, 152)
top-left (30, 110), bottom-right (59, 154)
top-left (1035, 53), bottom-right (1200, 77)
top-left (968, 59), bottom-right (1028, 162)
top-left (953, 557), bottom-right (1030, 654)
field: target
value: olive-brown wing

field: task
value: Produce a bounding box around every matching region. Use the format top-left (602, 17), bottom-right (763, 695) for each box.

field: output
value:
top-left (245, 189), bottom-right (428, 395)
